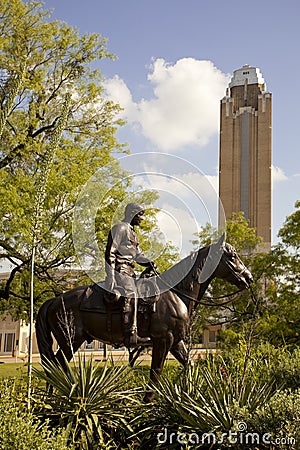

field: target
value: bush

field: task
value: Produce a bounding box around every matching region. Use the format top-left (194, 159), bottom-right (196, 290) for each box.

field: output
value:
top-left (135, 357), bottom-right (274, 448)
top-left (2, 346), bottom-right (299, 449)
top-left (0, 378), bottom-right (71, 450)
top-left (221, 342), bottom-right (300, 391)
top-left (268, 347), bottom-right (300, 390)
top-left (238, 389), bottom-right (300, 450)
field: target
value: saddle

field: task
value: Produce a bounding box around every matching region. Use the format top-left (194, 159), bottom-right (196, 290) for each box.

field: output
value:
top-left (80, 282), bottom-right (120, 313)
top-left (79, 277), bottom-right (159, 314)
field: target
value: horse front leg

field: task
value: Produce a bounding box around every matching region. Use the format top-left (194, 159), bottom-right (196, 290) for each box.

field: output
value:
top-left (129, 345), bottom-right (146, 367)
top-left (144, 332), bottom-right (174, 403)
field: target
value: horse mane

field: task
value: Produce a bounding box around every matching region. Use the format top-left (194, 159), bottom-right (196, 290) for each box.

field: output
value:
top-left (158, 245), bottom-right (210, 293)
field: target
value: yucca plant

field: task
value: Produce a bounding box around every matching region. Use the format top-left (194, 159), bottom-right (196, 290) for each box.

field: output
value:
top-left (137, 357), bottom-right (274, 448)
top-left (33, 355), bottom-right (138, 449)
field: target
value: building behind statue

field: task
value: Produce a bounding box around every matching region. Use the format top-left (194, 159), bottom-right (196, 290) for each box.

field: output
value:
top-left (219, 65), bottom-right (272, 252)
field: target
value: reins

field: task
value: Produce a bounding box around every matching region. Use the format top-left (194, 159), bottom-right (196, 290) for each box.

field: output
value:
top-left (249, 284), bottom-right (260, 308)
top-left (151, 267), bottom-right (246, 307)
top-left (171, 285), bottom-right (245, 307)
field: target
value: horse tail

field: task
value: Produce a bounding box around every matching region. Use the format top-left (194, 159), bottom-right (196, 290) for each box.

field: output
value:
top-left (35, 297), bottom-right (56, 363)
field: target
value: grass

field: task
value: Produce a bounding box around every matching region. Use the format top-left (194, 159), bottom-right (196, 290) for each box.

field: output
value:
top-left (0, 362), bottom-right (35, 378)
top-left (0, 357), bottom-right (179, 379)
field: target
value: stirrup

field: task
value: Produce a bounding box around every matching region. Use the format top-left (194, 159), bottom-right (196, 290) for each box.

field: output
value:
top-left (125, 331), bottom-right (151, 347)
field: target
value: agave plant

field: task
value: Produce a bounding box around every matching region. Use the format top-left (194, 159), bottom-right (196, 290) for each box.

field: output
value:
top-left (138, 357), bottom-right (274, 448)
top-left (33, 355), bottom-right (138, 449)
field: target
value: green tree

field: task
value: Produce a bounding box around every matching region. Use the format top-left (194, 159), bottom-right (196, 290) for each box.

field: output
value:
top-left (0, 1), bottom-right (179, 319)
top-left (192, 207), bottom-right (300, 348)
top-left (189, 213), bottom-right (261, 344)
top-left (278, 200), bottom-right (300, 250)
top-left (0, 0), bottom-right (128, 317)
top-left (193, 211), bottom-right (261, 255)
top-left (255, 200), bottom-right (300, 345)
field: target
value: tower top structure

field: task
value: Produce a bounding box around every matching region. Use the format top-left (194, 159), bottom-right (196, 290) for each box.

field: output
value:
top-left (229, 64), bottom-right (266, 90)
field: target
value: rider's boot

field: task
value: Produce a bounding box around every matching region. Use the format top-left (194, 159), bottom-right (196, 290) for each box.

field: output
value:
top-left (123, 297), bottom-right (151, 347)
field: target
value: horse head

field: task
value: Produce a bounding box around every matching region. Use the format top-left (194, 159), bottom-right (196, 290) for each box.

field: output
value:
top-left (198, 234), bottom-right (252, 289)
top-left (214, 242), bottom-right (253, 289)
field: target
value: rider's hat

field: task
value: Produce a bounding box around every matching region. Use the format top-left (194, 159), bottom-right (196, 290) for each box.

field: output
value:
top-left (124, 202), bottom-right (145, 221)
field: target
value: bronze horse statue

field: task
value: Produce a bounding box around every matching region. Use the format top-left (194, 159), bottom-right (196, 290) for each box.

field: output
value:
top-left (35, 235), bottom-right (252, 402)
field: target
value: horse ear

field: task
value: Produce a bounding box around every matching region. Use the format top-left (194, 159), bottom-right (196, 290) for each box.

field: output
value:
top-left (199, 233), bottom-right (225, 283)
top-left (217, 232), bottom-right (225, 248)
top-left (209, 232), bottom-right (225, 253)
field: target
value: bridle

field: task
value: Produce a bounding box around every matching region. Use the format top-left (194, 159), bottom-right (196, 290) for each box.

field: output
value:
top-left (151, 258), bottom-right (248, 307)
top-left (219, 247), bottom-right (251, 286)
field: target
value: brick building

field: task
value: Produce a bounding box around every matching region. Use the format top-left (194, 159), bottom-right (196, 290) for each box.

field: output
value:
top-left (219, 65), bottom-right (272, 251)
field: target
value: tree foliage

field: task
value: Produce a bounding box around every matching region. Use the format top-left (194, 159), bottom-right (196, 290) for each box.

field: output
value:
top-left (0, 1), bottom-right (179, 319)
top-left (193, 211), bottom-right (261, 255)
top-left (192, 208), bottom-right (300, 348)
top-left (0, 0), bottom-right (129, 317)
top-left (278, 200), bottom-right (300, 250)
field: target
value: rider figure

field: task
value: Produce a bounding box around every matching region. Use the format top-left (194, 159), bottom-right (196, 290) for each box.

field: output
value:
top-left (105, 202), bottom-right (155, 347)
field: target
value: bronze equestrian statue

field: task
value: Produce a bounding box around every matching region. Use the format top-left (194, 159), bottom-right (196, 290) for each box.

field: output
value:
top-left (36, 232), bottom-right (252, 403)
top-left (105, 202), bottom-right (156, 347)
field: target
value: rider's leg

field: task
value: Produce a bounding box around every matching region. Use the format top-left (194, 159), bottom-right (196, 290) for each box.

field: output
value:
top-left (123, 296), bottom-right (150, 346)
top-left (116, 272), bottom-right (150, 346)
top-left (123, 296), bottom-right (133, 334)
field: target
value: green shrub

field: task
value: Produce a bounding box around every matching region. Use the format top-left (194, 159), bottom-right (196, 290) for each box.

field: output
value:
top-left (0, 378), bottom-right (71, 450)
top-left (221, 342), bottom-right (300, 391)
top-left (135, 357), bottom-right (274, 448)
top-left (269, 347), bottom-right (300, 390)
top-left (240, 389), bottom-right (300, 450)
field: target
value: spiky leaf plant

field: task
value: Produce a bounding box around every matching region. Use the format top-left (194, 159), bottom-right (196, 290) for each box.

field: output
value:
top-left (33, 355), bottom-right (138, 449)
top-left (137, 357), bottom-right (274, 448)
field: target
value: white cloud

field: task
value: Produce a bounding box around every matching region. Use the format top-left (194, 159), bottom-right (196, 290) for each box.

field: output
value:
top-left (272, 165), bottom-right (288, 183)
top-left (104, 75), bottom-right (138, 119)
top-left (155, 205), bottom-right (202, 257)
top-left (105, 58), bottom-right (229, 151)
top-left (147, 172), bottom-right (218, 204)
top-left (131, 170), bottom-right (220, 254)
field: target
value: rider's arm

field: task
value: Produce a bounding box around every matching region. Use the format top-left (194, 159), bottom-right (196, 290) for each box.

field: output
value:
top-left (105, 224), bottom-right (125, 289)
top-left (105, 222), bottom-right (129, 266)
top-left (105, 230), bottom-right (119, 270)
top-left (135, 242), bottom-right (156, 269)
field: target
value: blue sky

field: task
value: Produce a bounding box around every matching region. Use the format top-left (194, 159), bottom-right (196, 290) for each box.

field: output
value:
top-left (43, 0), bottom-right (300, 251)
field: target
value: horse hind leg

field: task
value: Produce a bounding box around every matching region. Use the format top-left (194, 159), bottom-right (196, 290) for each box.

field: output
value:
top-left (55, 335), bottom-right (86, 369)
top-left (42, 336), bottom-right (82, 394)
top-left (42, 335), bottom-right (85, 396)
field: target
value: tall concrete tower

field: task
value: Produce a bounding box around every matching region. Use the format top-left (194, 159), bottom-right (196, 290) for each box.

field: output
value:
top-left (219, 65), bottom-right (272, 250)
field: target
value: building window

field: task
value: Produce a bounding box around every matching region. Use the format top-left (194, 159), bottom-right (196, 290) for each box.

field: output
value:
top-left (209, 330), bottom-right (216, 343)
top-left (4, 333), bottom-right (15, 353)
top-left (84, 340), bottom-right (94, 350)
top-left (97, 341), bottom-right (104, 350)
